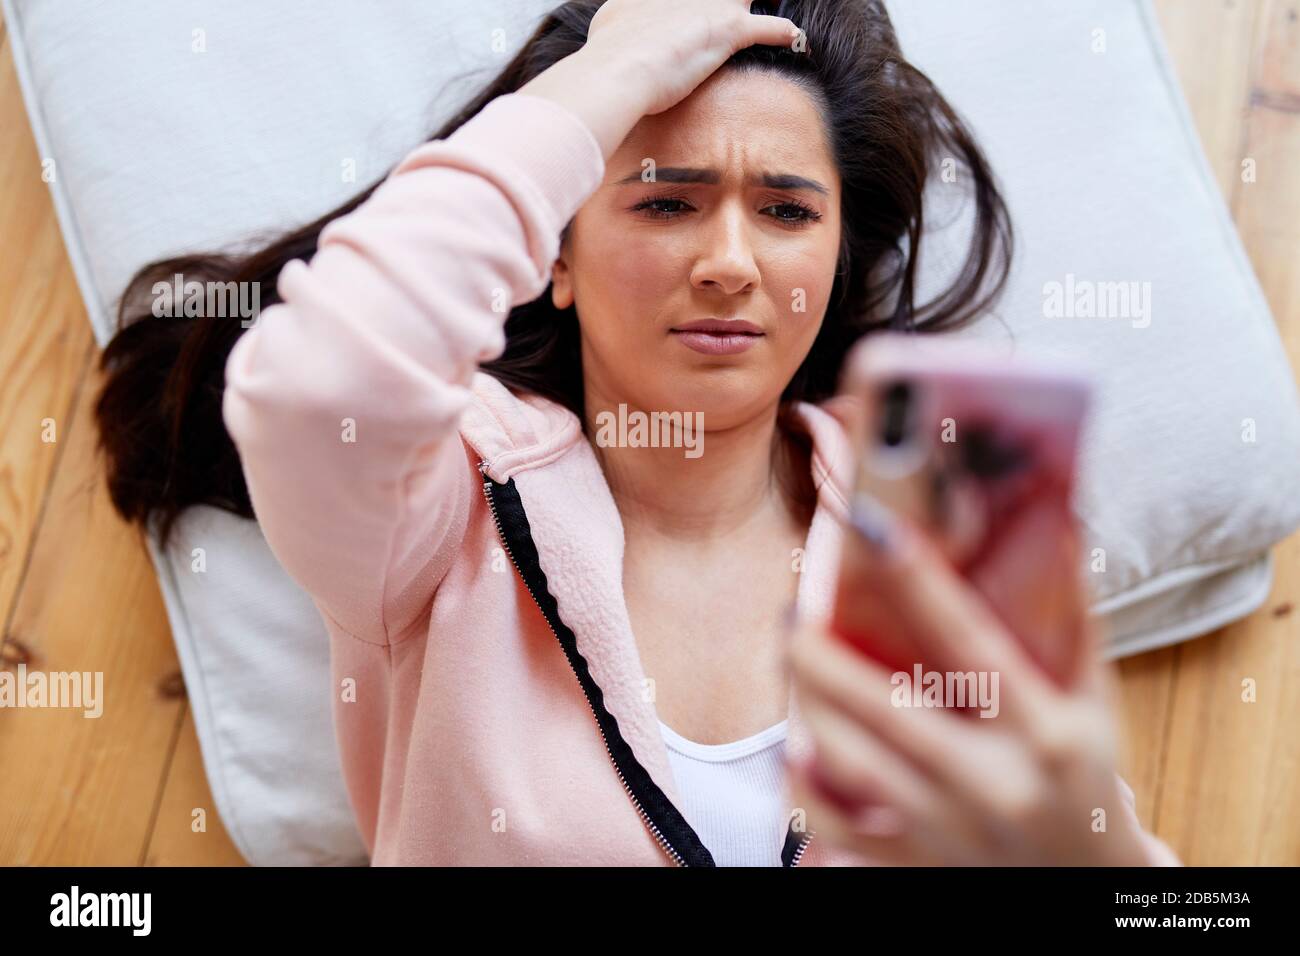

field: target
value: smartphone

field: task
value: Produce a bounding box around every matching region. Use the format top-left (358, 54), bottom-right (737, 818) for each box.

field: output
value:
top-left (829, 334), bottom-right (1093, 689)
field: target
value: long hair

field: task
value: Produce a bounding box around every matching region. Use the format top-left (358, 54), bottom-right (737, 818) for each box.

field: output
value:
top-left (95, 0), bottom-right (1012, 549)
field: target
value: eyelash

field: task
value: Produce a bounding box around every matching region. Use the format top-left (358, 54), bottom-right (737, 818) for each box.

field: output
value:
top-left (630, 194), bottom-right (823, 226)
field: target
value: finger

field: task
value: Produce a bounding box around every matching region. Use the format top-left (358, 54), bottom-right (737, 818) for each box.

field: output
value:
top-left (1091, 651), bottom-right (1124, 716)
top-left (787, 753), bottom-right (924, 866)
top-left (797, 690), bottom-right (942, 823)
top-left (843, 493), bottom-right (1059, 729)
top-left (789, 752), bottom-right (984, 865)
top-left (739, 13), bottom-right (802, 50)
top-left (1070, 616), bottom-right (1110, 702)
top-left (790, 616), bottom-right (1034, 820)
top-left (791, 615), bottom-right (984, 778)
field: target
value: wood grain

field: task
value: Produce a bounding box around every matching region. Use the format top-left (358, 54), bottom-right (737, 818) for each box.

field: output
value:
top-left (0, 24), bottom-right (95, 650)
top-left (144, 707), bottom-right (247, 866)
top-left (1151, 0), bottom-right (1300, 865)
top-left (1152, 0), bottom-right (1264, 206)
top-left (0, 361), bottom-right (184, 865)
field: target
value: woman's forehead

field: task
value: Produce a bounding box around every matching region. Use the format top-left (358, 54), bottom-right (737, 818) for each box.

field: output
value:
top-left (610, 71), bottom-right (837, 183)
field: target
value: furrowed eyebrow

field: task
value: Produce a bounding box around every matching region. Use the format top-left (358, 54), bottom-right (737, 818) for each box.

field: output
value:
top-left (614, 166), bottom-right (829, 196)
top-left (758, 172), bottom-right (830, 196)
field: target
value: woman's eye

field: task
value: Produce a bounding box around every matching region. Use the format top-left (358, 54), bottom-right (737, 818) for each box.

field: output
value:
top-left (631, 197), bottom-right (821, 224)
top-left (764, 202), bottom-right (821, 224)
top-left (634, 197), bottom-right (692, 218)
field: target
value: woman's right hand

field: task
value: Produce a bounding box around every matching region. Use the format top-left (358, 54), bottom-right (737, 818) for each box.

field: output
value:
top-left (519, 0), bottom-right (802, 158)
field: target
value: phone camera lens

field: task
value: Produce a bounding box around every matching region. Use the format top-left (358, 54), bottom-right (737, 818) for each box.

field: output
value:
top-left (879, 380), bottom-right (913, 447)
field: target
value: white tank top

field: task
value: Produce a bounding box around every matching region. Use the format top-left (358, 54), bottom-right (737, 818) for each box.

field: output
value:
top-left (658, 717), bottom-right (789, 866)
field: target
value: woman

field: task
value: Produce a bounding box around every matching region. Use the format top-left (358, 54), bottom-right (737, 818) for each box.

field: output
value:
top-left (96, 0), bottom-right (1179, 865)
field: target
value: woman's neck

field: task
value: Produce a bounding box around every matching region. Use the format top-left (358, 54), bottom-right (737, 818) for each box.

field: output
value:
top-left (583, 391), bottom-right (815, 544)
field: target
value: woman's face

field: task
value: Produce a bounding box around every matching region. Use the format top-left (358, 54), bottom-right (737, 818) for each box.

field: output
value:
top-left (552, 68), bottom-right (843, 431)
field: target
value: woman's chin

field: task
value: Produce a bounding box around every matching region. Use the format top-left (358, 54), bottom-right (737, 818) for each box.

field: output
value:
top-left (651, 380), bottom-right (779, 429)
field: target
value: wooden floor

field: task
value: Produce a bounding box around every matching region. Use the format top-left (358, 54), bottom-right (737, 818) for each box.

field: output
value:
top-left (2, 1), bottom-right (1299, 866)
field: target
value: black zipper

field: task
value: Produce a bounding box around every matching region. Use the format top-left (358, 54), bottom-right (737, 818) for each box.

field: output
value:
top-left (480, 462), bottom-right (815, 868)
top-left (782, 815), bottom-right (813, 866)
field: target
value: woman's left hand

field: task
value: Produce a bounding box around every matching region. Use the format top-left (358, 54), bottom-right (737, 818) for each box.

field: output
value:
top-left (784, 497), bottom-right (1157, 866)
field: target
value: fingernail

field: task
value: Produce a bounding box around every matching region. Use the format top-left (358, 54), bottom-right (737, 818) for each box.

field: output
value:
top-left (848, 492), bottom-right (898, 554)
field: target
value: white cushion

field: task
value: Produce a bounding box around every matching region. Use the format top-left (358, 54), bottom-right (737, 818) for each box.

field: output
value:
top-left (147, 506), bottom-right (366, 865)
top-left (7, 0), bottom-right (1298, 864)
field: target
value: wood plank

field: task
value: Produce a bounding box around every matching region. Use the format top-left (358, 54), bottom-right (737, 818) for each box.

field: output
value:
top-left (0, 362), bottom-right (185, 865)
top-left (1114, 646), bottom-right (1179, 831)
top-left (1153, 0), bottom-right (1300, 865)
top-left (0, 11), bottom-right (97, 646)
top-left (144, 705), bottom-right (247, 866)
top-left (1158, 543), bottom-right (1300, 864)
top-left (1238, 0), bottom-right (1300, 332)
top-left (1151, 0), bottom-right (1264, 205)
top-left (1255, 0), bottom-right (1300, 99)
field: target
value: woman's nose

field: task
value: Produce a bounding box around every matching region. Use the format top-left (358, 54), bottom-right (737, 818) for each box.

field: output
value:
top-left (689, 208), bottom-right (760, 296)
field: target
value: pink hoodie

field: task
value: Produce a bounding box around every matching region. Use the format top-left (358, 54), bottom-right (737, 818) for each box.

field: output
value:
top-left (222, 91), bottom-right (1180, 866)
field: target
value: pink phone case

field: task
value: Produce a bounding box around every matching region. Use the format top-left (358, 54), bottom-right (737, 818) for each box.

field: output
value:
top-left (830, 334), bottom-right (1093, 688)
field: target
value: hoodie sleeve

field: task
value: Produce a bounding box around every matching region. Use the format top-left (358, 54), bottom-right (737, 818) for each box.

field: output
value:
top-left (222, 93), bottom-right (606, 645)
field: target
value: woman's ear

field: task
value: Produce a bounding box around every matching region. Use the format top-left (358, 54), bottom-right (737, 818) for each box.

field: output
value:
top-left (550, 253), bottom-right (574, 310)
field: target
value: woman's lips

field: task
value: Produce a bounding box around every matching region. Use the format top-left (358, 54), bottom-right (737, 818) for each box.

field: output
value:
top-left (669, 319), bottom-right (764, 356)
top-left (670, 331), bottom-right (762, 355)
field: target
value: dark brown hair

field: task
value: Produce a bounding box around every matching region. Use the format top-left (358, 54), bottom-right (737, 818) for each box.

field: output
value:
top-left (95, 0), bottom-right (1012, 549)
